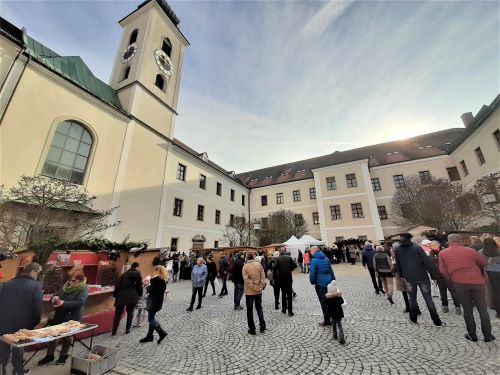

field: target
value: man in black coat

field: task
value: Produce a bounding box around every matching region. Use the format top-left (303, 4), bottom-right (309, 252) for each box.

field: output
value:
top-left (218, 255), bottom-right (229, 297)
top-left (231, 253), bottom-right (245, 310)
top-left (297, 250), bottom-right (304, 273)
top-left (112, 262), bottom-right (143, 335)
top-left (203, 257), bottom-right (217, 297)
top-left (276, 247), bottom-right (297, 316)
top-left (0, 262), bottom-right (43, 375)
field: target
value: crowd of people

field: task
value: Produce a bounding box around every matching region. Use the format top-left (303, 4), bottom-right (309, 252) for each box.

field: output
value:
top-left (0, 233), bottom-right (498, 374)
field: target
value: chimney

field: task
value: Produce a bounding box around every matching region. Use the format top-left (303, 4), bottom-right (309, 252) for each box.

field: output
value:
top-left (461, 112), bottom-right (474, 128)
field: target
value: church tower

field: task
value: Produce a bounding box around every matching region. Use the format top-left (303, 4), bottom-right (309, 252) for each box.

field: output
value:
top-left (110, 0), bottom-right (189, 139)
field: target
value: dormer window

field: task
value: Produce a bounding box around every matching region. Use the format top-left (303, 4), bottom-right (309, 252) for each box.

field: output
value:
top-left (155, 74), bottom-right (164, 91)
top-left (162, 38), bottom-right (172, 57)
top-left (129, 29), bottom-right (138, 44)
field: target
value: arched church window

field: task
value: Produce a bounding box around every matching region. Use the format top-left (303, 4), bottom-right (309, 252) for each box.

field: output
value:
top-left (129, 29), bottom-right (138, 44)
top-left (123, 66), bottom-right (130, 80)
top-left (162, 38), bottom-right (172, 57)
top-left (155, 74), bottom-right (164, 91)
top-left (41, 121), bottom-right (93, 185)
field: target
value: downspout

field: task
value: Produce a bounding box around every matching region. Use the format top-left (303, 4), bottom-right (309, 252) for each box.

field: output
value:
top-left (0, 27), bottom-right (30, 126)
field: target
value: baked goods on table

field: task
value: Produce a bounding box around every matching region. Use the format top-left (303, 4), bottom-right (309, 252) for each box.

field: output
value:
top-left (2, 320), bottom-right (86, 344)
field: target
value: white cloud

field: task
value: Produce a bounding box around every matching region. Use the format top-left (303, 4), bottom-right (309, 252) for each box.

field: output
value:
top-left (301, 0), bottom-right (355, 39)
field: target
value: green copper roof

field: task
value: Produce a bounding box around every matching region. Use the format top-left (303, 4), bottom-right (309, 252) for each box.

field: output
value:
top-left (25, 36), bottom-right (123, 111)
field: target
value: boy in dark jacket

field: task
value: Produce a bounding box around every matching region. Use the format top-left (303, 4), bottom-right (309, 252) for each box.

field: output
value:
top-left (112, 262), bottom-right (143, 335)
top-left (0, 262), bottom-right (43, 375)
top-left (203, 257), bottom-right (218, 297)
top-left (362, 242), bottom-right (384, 294)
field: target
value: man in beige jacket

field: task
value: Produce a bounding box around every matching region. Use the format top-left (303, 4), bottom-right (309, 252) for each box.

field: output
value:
top-left (242, 251), bottom-right (267, 335)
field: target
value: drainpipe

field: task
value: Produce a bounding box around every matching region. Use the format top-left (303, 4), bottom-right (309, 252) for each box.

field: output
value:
top-left (0, 28), bottom-right (30, 126)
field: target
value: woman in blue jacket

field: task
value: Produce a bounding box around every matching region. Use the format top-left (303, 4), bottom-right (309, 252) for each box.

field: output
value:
top-left (186, 257), bottom-right (207, 311)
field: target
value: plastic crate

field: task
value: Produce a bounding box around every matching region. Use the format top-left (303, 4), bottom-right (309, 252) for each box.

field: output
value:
top-left (71, 344), bottom-right (118, 375)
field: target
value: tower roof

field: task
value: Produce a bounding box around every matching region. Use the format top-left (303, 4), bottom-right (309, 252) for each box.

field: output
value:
top-left (137, 0), bottom-right (180, 26)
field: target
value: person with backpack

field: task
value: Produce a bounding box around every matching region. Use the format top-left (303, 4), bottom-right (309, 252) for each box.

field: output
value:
top-left (373, 246), bottom-right (394, 304)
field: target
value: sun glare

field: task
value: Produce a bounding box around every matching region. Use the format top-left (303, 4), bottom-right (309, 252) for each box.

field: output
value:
top-left (389, 128), bottom-right (419, 141)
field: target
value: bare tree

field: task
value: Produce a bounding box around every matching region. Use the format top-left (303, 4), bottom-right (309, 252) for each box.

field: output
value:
top-left (472, 172), bottom-right (500, 231)
top-left (255, 209), bottom-right (308, 246)
top-left (391, 175), bottom-right (478, 232)
top-left (0, 176), bottom-right (118, 265)
top-left (222, 215), bottom-right (254, 246)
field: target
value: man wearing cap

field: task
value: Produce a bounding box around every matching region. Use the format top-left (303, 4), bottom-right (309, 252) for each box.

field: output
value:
top-left (231, 253), bottom-right (245, 310)
top-left (276, 247), bottom-right (297, 316)
top-left (439, 233), bottom-right (494, 342)
top-left (394, 233), bottom-right (443, 326)
top-left (362, 241), bottom-right (384, 294)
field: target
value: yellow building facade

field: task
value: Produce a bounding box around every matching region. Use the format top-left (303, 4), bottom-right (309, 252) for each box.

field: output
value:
top-left (1, 1), bottom-right (498, 250)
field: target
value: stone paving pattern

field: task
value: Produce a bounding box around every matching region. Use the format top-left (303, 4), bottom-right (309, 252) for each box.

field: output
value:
top-left (33, 263), bottom-right (499, 375)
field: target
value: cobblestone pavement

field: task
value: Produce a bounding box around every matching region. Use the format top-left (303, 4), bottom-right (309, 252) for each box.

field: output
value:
top-left (32, 263), bottom-right (499, 375)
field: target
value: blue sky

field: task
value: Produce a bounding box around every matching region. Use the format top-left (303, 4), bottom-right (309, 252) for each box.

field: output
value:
top-left (2, 0), bottom-right (499, 172)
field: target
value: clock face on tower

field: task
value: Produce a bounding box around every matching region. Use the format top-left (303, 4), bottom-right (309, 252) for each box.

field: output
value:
top-left (154, 49), bottom-right (174, 76)
top-left (120, 43), bottom-right (137, 64)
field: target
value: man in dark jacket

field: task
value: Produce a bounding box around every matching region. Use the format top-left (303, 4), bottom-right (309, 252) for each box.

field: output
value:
top-left (276, 247), bottom-right (297, 316)
top-left (112, 262), bottom-right (143, 335)
top-left (0, 262), bottom-right (43, 375)
top-left (309, 246), bottom-right (335, 326)
top-left (203, 256), bottom-right (218, 297)
top-left (231, 253), bottom-right (245, 310)
top-left (218, 255), bottom-right (229, 297)
top-left (362, 242), bottom-right (384, 294)
top-left (395, 233), bottom-right (443, 326)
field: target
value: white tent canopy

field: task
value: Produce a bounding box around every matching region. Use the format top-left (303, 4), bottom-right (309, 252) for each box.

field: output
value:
top-left (282, 236), bottom-right (305, 259)
top-left (299, 235), bottom-right (327, 246)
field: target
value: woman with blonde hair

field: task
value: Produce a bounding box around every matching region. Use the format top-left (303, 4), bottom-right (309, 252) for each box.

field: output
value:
top-left (139, 265), bottom-right (168, 344)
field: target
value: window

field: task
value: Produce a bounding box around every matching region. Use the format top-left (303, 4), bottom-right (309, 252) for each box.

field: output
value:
top-left (199, 174), bottom-right (206, 189)
top-left (176, 163), bottom-right (186, 181)
top-left (475, 147), bottom-right (486, 165)
top-left (155, 74), bottom-right (164, 90)
top-left (371, 178), bottom-right (381, 191)
top-left (335, 236), bottom-right (344, 242)
top-left (460, 160), bottom-right (469, 176)
top-left (261, 195), bottom-right (268, 206)
top-left (215, 210), bottom-right (221, 224)
top-left (419, 170), bottom-right (431, 183)
top-left (129, 29), bottom-right (138, 44)
top-left (346, 173), bottom-right (358, 188)
top-left (242, 195), bottom-right (245, 206)
top-left (122, 66), bottom-right (130, 81)
top-left (214, 240), bottom-right (219, 248)
top-left (330, 205), bottom-right (342, 220)
top-left (173, 198), bottom-right (183, 217)
top-left (326, 177), bottom-right (337, 190)
top-left (197, 205), bottom-right (204, 221)
top-left (393, 174), bottom-right (405, 188)
top-left (230, 189), bottom-right (235, 202)
top-left (358, 235), bottom-right (368, 241)
top-left (312, 212), bottom-right (319, 225)
top-left (216, 182), bottom-right (222, 196)
top-left (351, 203), bottom-right (364, 218)
top-left (170, 237), bottom-right (178, 251)
top-left (276, 192), bottom-right (284, 204)
top-left (230, 214), bottom-right (235, 226)
top-left (294, 214), bottom-right (304, 226)
top-left (377, 206), bottom-right (388, 220)
top-left (309, 187), bottom-right (316, 199)
top-left (293, 190), bottom-right (301, 202)
top-left (494, 129), bottom-right (500, 149)
top-left (447, 167), bottom-right (461, 181)
top-left (162, 38), bottom-right (172, 57)
top-left (41, 120), bottom-right (93, 185)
